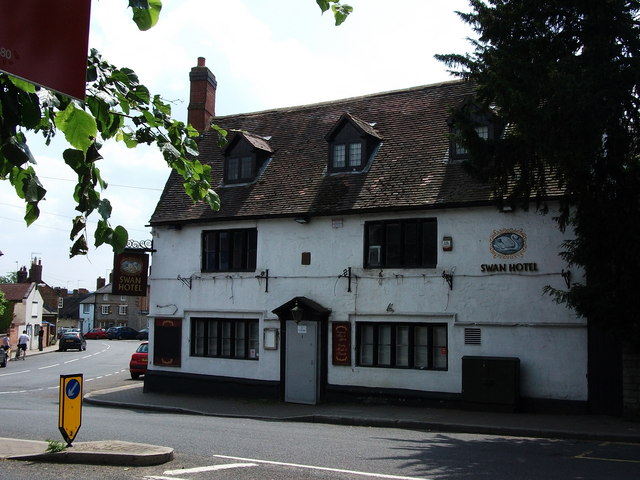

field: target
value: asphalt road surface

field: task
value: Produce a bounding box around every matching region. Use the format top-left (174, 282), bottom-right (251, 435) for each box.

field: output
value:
top-left (1, 340), bottom-right (639, 479)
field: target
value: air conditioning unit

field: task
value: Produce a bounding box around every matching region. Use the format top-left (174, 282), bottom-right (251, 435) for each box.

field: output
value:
top-left (368, 245), bottom-right (382, 266)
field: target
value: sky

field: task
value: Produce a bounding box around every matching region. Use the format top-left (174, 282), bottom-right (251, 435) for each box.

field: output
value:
top-left (0, 0), bottom-right (475, 291)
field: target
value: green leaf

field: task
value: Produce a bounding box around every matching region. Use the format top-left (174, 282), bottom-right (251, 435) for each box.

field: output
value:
top-left (70, 236), bottom-right (89, 257)
top-left (63, 148), bottom-right (86, 172)
top-left (55, 103), bottom-right (97, 153)
top-left (97, 199), bottom-right (112, 220)
top-left (111, 225), bottom-right (129, 253)
top-left (24, 202), bottom-right (40, 226)
top-left (316, 0), bottom-right (331, 13)
top-left (1, 136), bottom-right (36, 167)
top-left (332, 4), bottom-right (353, 25)
top-left (130, 0), bottom-right (162, 31)
top-left (8, 75), bottom-right (37, 93)
top-left (70, 215), bottom-right (86, 239)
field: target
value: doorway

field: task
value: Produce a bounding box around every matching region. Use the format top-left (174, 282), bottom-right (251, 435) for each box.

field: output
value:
top-left (285, 320), bottom-right (319, 404)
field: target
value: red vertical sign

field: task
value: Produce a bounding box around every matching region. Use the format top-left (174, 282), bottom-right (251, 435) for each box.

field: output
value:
top-left (0, 0), bottom-right (91, 99)
top-left (332, 322), bottom-right (351, 366)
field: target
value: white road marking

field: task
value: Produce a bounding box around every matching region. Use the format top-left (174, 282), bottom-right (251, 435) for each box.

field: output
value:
top-left (213, 454), bottom-right (433, 480)
top-left (64, 358), bottom-right (79, 364)
top-left (164, 463), bottom-right (257, 475)
top-left (145, 476), bottom-right (188, 480)
top-left (0, 369), bottom-right (30, 377)
top-left (38, 363), bottom-right (60, 369)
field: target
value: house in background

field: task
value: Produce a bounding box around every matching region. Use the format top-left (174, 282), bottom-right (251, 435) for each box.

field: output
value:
top-left (143, 59), bottom-right (592, 413)
top-left (57, 291), bottom-right (92, 333)
top-left (0, 281), bottom-right (43, 351)
top-left (83, 281), bottom-right (148, 332)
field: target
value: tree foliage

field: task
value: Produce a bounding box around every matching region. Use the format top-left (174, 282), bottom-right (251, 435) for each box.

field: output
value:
top-left (0, 291), bottom-right (11, 333)
top-left (0, 0), bottom-right (351, 259)
top-left (437, 1), bottom-right (640, 337)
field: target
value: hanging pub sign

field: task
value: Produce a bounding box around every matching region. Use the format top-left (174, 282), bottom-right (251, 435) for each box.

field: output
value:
top-left (112, 251), bottom-right (149, 296)
top-left (0, 0), bottom-right (91, 100)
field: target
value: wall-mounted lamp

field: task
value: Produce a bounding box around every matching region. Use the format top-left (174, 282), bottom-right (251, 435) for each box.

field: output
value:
top-left (294, 216), bottom-right (310, 224)
top-left (290, 301), bottom-right (304, 323)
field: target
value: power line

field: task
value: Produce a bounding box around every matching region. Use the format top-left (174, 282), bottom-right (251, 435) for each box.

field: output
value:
top-left (39, 176), bottom-right (164, 192)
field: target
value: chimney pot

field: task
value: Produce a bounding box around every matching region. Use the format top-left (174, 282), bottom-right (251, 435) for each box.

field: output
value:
top-left (198, 57), bottom-right (206, 67)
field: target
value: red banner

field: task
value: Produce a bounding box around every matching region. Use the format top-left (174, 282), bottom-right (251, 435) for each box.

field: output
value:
top-left (0, 0), bottom-right (91, 99)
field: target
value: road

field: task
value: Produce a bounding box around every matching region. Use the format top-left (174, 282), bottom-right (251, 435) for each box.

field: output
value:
top-left (1, 341), bottom-right (640, 479)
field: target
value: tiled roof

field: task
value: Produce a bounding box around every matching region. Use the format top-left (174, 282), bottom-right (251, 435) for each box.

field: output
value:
top-left (150, 80), bottom-right (494, 226)
top-left (0, 283), bottom-right (33, 301)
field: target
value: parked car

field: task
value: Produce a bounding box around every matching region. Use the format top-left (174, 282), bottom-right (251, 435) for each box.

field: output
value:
top-left (106, 326), bottom-right (138, 340)
top-left (59, 332), bottom-right (86, 351)
top-left (136, 328), bottom-right (148, 340)
top-left (129, 341), bottom-right (148, 379)
top-left (85, 328), bottom-right (108, 340)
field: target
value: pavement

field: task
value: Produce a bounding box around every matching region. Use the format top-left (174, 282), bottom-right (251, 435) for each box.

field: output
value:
top-left (2, 344), bottom-right (640, 466)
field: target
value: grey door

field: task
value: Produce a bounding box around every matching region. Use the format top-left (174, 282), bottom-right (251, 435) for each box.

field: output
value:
top-left (285, 320), bottom-right (319, 404)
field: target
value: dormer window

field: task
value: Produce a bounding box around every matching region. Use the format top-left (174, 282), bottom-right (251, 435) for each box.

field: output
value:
top-left (227, 155), bottom-right (254, 182)
top-left (223, 132), bottom-right (273, 185)
top-left (332, 142), bottom-right (363, 170)
top-left (451, 124), bottom-right (490, 158)
top-left (326, 113), bottom-right (382, 173)
top-left (448, 101), bottom-right (502, 161)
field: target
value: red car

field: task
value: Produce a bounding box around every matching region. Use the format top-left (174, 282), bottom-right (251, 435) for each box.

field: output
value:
top-left (85, 328), bottom-right (108, 340)
top-left (129, 341), bottom-right (148, 379)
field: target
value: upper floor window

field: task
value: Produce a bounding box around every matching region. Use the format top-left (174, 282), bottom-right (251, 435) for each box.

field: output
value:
top-left (101, 305), bottom-right (111, 315)
top-left (223, 132), bottom-right (272, 185)
top-left (82, 304), bottom-right (91, 314)
top-left (202, 228), bottom-right (257, 272)
top-left (326, 113), bottom-right (382, 173)
top-left (364, 218), bottom-right (437, 268)
top-left (118, 305), bottom-right (128, 316)
top-left (448, 101), bottom-right (502, 161)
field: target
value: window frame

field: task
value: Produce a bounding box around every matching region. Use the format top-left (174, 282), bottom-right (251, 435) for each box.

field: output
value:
top-left (118, 305), bottom-right (128, 316)
top-left (330, 140), bottom-right (364, 172)
top-left (191, 317), bottom-right (259, 360)
top-left (364, 218), bottom-right (437, 269)
top-left (201, 228), bottom-right (258, 272)
top-left (100, 305), bottom-right (111, 315)
top-left (356, 322), bottom-right (448, 370)
top-left (225, 154), bottom-right (256, 184)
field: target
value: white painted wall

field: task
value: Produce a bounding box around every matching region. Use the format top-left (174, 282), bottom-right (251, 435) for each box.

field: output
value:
top-left (11, 284), bottom-right (44, 351)
top-left (148, 204), bottom-right (587, 401)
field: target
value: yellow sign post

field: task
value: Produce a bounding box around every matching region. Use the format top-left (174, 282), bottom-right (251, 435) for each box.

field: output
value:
top-left (59, 374), bottom-right (83, 446)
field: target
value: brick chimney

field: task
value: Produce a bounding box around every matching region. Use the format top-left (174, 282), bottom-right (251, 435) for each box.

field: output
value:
top-left (29, 258), bottom-right (43, 284)
top-left (187, 57), bottom-right (217, 133)
top-left (97, 277), bottom-right (106, 290)
top-left (17, 266), bottom-right (28, 283)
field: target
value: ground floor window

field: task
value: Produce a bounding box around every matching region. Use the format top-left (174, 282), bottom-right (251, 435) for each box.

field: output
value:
top-left (356, 322), bottom-right (447, 370)
top-left (191, 318), bottom-right (259, 360)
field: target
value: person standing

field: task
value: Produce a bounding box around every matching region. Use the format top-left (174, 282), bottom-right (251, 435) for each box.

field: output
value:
top-left (1, 335), bottom-right (9, 358)
top-left (17, 330), bottom-right (30, 360)
top-left (38, 328), bottom-right (44, 351)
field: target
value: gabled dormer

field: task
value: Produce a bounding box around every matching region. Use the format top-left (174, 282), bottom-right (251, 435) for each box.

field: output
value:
top-left (447, 100), bottom-right (503, 161)
top-left (223, 131), bottom-right (273, 185)
top-left (325, 113), bottom-right (382, 173)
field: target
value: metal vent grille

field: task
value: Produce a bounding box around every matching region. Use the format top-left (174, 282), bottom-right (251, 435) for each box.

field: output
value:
top-left (464, 328), bottom-right (482, 345)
